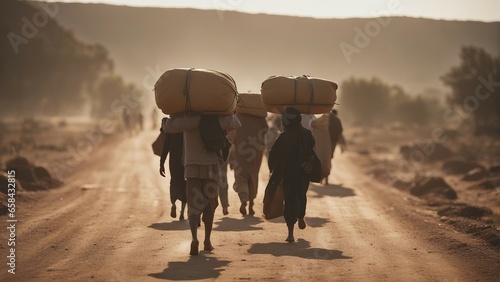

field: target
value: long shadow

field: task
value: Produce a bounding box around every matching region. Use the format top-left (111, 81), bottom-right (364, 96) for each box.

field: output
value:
top-left (214, 216), bottom-right (264, 231)
top-left (149, 256), bottom-right (230, 280)
top-left (148, 220), bottom-right (189, 231)
top-left (309, 183), bottom-right (356, 198)
top-left (247, 239), bottom-right (351, 260)
top-left (305, 216), bottom-right (330, 228)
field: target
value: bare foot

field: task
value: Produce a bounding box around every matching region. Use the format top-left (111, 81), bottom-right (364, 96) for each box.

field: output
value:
top-left (239, 202), bottom-right (247, 216)
top-left (190, 240), bottom-right (199, 256)
top-left (204, 241), bottom-right (214, 251)
top-left (298, 218), bottom-right (306, 229)
top-left (285, 236), bottom-right (295, 242)
top-left (170, 205), bottom-right (177, 218)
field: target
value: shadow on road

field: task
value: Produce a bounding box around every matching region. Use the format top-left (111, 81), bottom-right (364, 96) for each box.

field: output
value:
top-left (305, 216), bottom-right (330, 228)
top-left (214, 216), bottom-right (264, 231)
top-left (309, 183), bottom-right (356, 198)
top-left (247, 239), bottom-right (351, 260)
top-left (149, 256), bottom-right (230, 280)
top-left (148, 220), bottom-right (189, 231)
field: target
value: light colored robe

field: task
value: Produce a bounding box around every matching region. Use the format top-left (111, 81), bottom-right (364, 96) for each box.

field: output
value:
top-left (311, 114), bottom-right (332, 179)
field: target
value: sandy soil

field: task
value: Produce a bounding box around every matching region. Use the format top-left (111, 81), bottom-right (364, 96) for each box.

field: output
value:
top-left (0, 130), bottom-right (498, 281)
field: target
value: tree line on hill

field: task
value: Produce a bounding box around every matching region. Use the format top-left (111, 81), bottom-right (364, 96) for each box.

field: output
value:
top-left (0, 0), bottom-right (143, 118)
top-left (338, 46), bottom-right (499, 135)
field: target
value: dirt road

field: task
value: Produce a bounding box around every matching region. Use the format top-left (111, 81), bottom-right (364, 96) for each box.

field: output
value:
top-left (1, 131), bottom-right (498, 281)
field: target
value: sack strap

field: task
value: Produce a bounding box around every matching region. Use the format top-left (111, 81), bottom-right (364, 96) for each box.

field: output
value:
top-left (183, 68), bottom-right (194, 112)
top-left (304, 75), bottom-right (314, 114)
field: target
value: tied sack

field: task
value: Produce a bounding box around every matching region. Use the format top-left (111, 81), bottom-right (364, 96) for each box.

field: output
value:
top-left (154, 68), bottom-right (238, 115)
top-left (261, 75), bottom-right (338, 114)
top-left (235, 93), bottom-right (267, 118)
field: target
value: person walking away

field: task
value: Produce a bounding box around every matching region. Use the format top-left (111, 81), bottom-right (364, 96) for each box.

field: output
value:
top-left (162, 114), bottom-right (241, 255)
top-left (137, 112), bottom-right (144, 131)
top-left (151, 108), bottom-right (158, 130)
top-left (268, 107), bottom-right (315, 242)
top-left (328, 109), bottom-right (346, 160)
top-left (311, 113), bottom-right (332, 184)
top-left (159, 127), bottom-right (187, 220)
top-left (231, 113), bottom-right (269, 216)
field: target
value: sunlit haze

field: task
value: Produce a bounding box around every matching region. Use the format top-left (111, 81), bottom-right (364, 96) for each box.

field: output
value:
top-left (44, 0), bottom-right (500, 22)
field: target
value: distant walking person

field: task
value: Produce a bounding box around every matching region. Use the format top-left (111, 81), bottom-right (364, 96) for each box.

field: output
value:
top-left (268, 108), bottom-right (314, 242)
top-left (122, 108), bottom-right (131, 136)
top-left (137, 112), bottom-right (144, 131)
top-left (159, 128), bottom-right (187, 220)
top-left (151, 109), bottom-right (158, 130)
top-left (162, 114), bottom-right (241, 255)
top-left (328, 109), bottom-right (346, 160)
top-left (231, 113), bottom-right (269, 216)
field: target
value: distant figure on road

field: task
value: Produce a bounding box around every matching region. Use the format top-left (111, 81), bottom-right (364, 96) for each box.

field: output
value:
top-left (162, 114), bottom-right (241, 255)
top-left (267, 107), bottom-right (314, 242)
top-left (231, 113), bottom-right (269, 216)
top-left (328, 109), bottom-right (346, 159)
top-left (122, 108), bottom-right (131, 136)
top-left (137, 112), bottom-right (144, 131)
top-left (151, 109), bottom-right (158, 130)
top-left (159, 128), bottom-right (186, 221)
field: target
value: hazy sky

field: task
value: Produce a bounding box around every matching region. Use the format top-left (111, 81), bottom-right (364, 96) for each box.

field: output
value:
top-left (45, 0), bottom-right (500, 22)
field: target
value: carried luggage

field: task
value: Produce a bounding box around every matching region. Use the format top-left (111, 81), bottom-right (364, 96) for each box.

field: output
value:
top-left (235, 93), bottom-right (267, 118)
top-left (263, 180), bottom-right (284, 220)
top-left (151, 131), bottom-right (165, 156)
top-left (154, 68), bottom-right (238, 115)
top-left (261, 75), bottom-right (338, 114)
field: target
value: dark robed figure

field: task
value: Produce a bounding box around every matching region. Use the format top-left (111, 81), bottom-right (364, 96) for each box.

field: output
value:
top-left (268, 107), bottom-right (315, 242)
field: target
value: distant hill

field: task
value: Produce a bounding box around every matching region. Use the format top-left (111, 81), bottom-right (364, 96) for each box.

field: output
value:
top-left (0, 1), bottom-right (113, 116)
top-left (51, 3), bottom-right (499, 98)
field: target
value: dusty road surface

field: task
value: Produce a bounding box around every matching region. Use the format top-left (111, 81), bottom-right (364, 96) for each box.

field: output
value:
top-left (1, 131), bottom-right (498, 281)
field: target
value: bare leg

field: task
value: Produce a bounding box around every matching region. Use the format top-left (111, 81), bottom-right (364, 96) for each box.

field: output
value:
top-left (189, 215), bottom-right (199, 255)
top-left (286, 224), bottom-right (295, 242)
top-left (202, 207), bottom-right (215, 251)
top-left (249, 199), bottom-right (255, 216)
top-left (239, 201), bottom-right (247, 216)
top-left (180, 201), bottom-right (186, 221)
top-left (170, 203), bottom-right (177, 218)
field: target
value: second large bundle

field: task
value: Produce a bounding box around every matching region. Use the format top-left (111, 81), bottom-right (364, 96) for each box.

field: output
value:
top-left (154, 68), bottom-right (238, 115)
top-left (261, 75), bottom-right (338, 114)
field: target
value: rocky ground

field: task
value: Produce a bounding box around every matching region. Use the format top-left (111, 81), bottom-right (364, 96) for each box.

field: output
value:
top-left (345, 123), bottom-right (500, 250)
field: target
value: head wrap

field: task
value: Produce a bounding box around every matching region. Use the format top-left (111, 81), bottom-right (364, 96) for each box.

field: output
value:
top-left (281, 107), bottom-right (302, 130)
